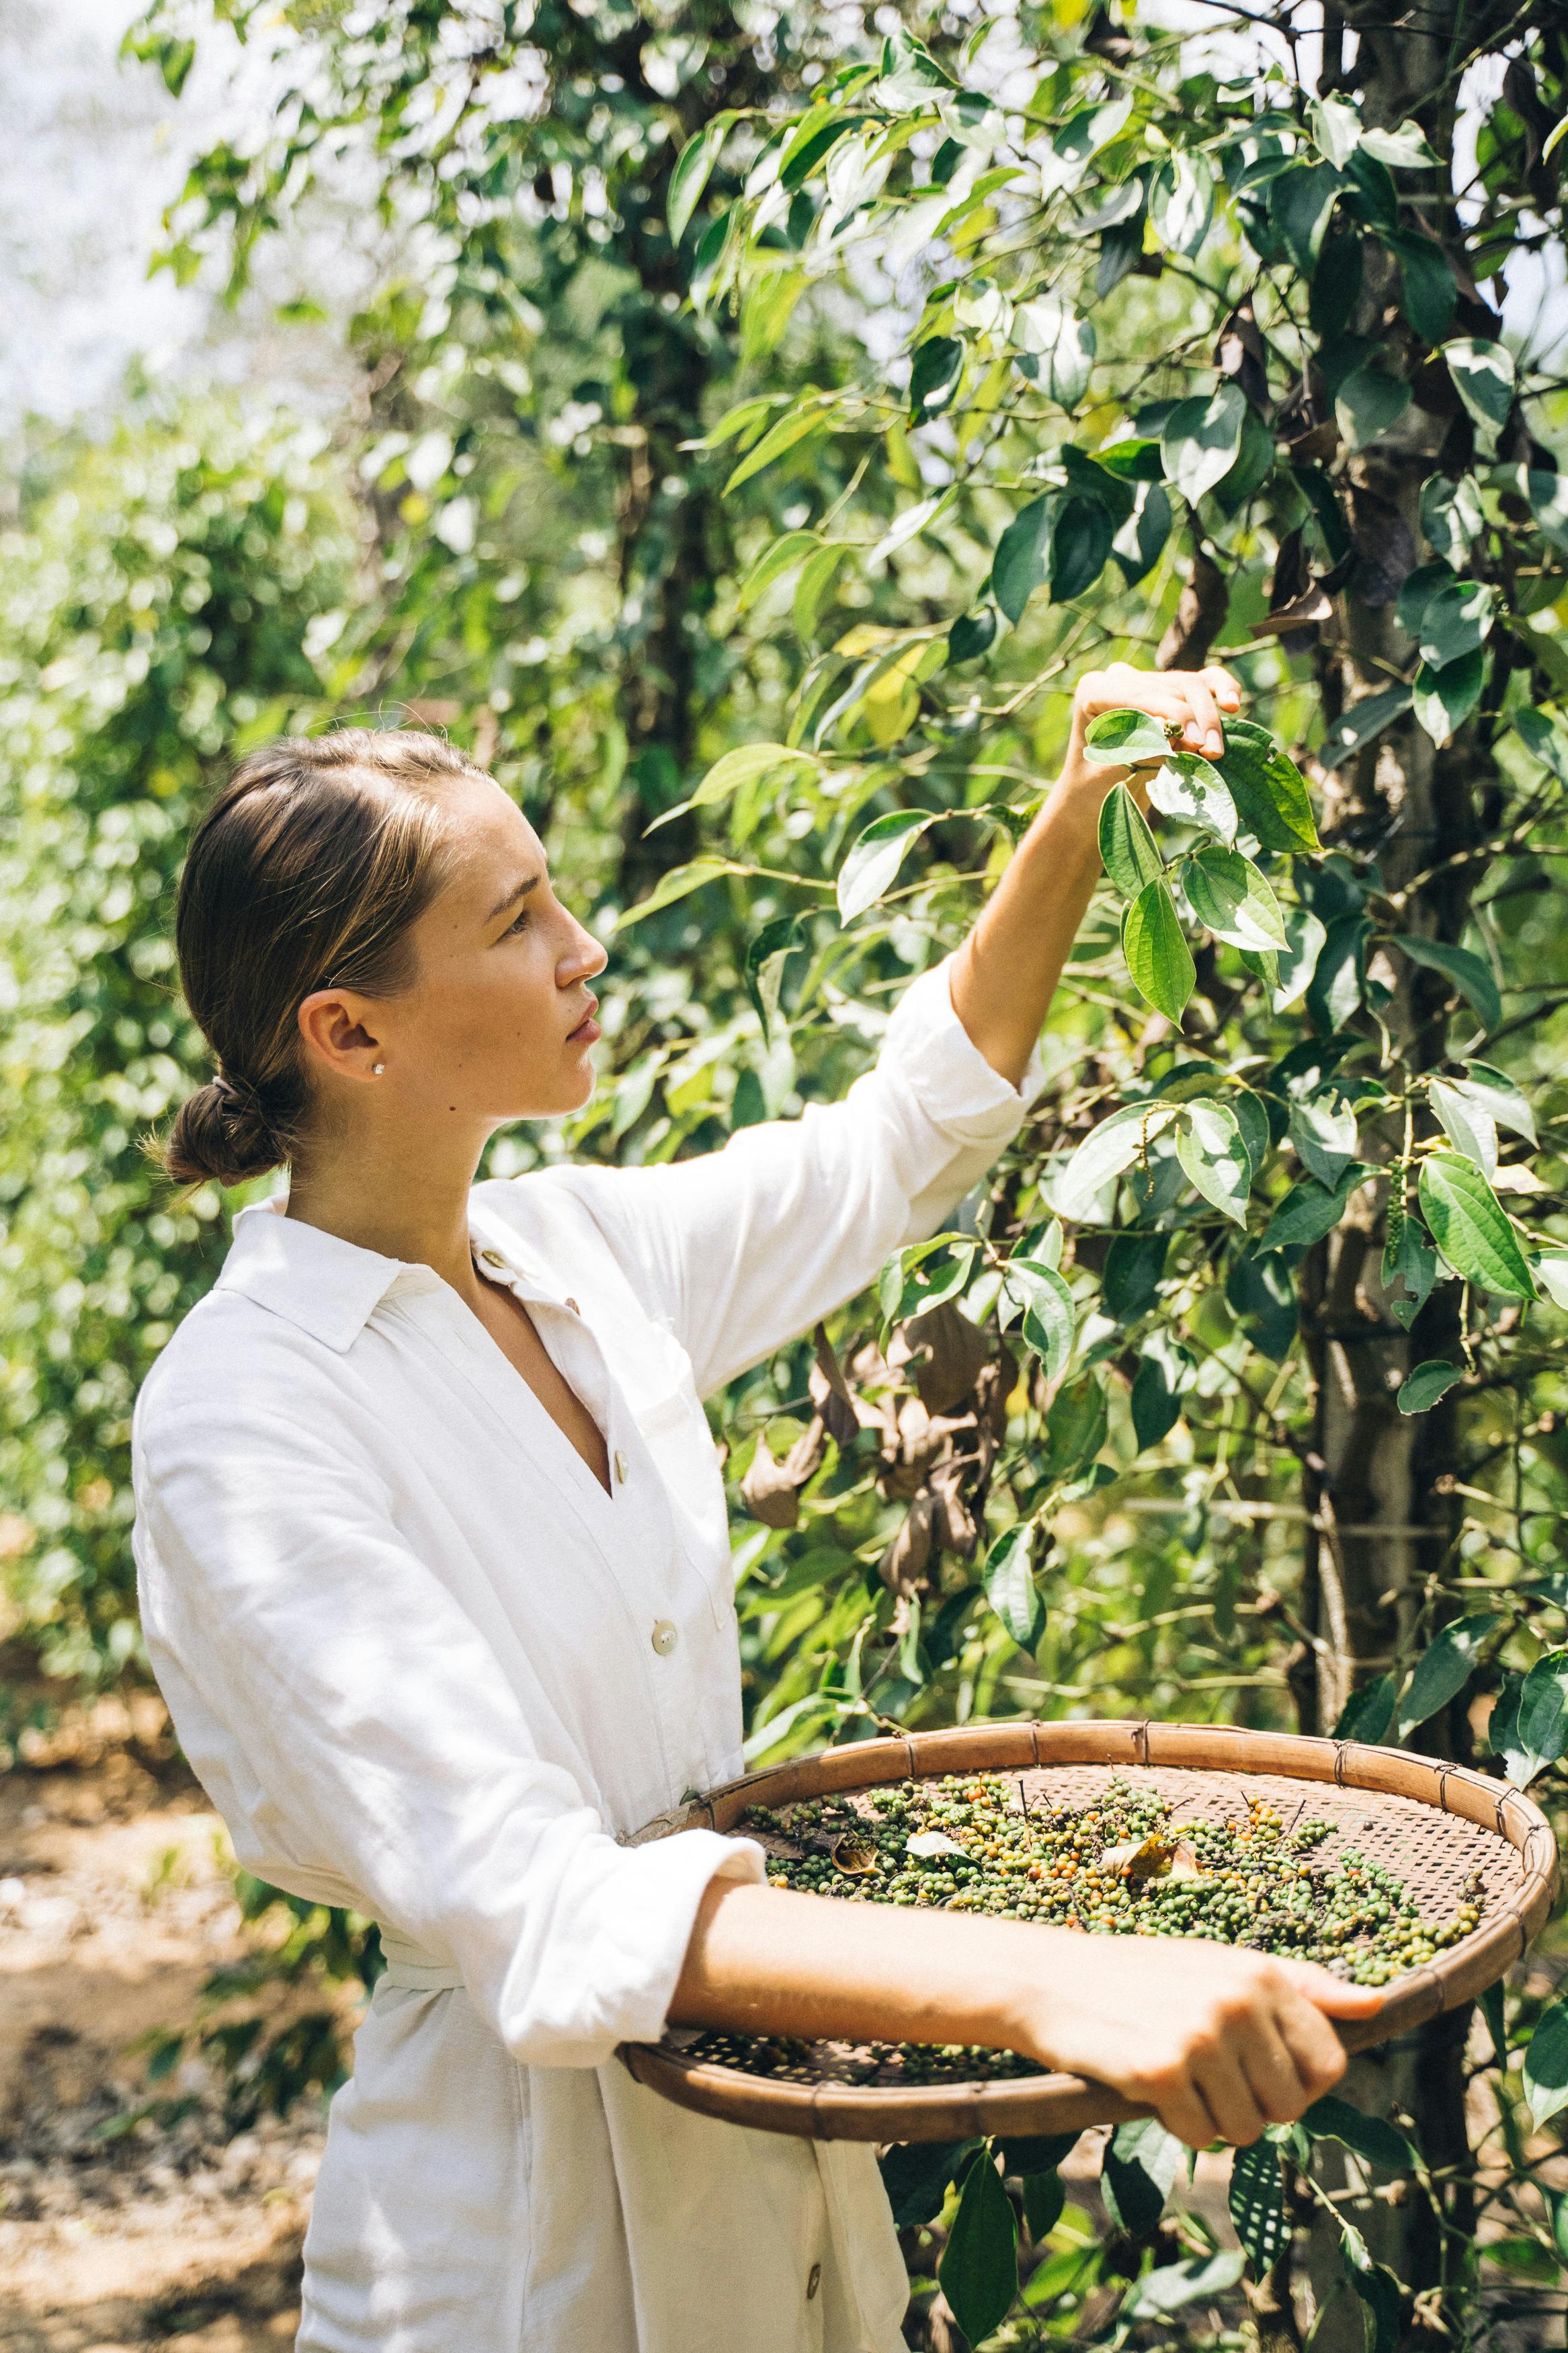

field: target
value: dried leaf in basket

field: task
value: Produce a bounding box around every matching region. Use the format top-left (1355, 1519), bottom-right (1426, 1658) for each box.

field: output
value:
top-left (1101, 1833), bottom-right (1204, 1883)
top-left (831, 1834), bottom-right (880, 1877)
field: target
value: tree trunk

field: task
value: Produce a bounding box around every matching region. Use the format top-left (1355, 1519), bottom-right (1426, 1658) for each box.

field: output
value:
top-left (1297, 1), bottom-right (1493, 2336)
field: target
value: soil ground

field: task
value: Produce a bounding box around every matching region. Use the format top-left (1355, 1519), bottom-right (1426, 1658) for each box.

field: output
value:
top-left (0, 1693), bottom-right (333, 2351)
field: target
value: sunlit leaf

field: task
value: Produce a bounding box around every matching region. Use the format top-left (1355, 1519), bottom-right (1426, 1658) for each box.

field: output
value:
top-left (668, 114), bottom-right (736, 243)
top-left (982, 1519), bottom-right (1046, 1649)
top-left (1508, 1648), bottom-right (1568, 1788)
top-left (738, 530), bottom-right (817, 611)
top-left (1083, 706), bottom-right (1172, 764)
top-left (613, 856), bottom-right (739, 928)
top-left (1054, 1101), bottom-right (1181, 1220)
top-left (835, 808), bottom-right (937, 921)
top-left (1288, 1094), bottom-right (1358, 1185)
top-left (1102, 2118), bottom-right (1182, 2235)
top-left (1161, 382), bottom-right (1247, 506)
top-left (1148, 753), bottom-right (1238, 846)
top-left (1428, 1076), bottom-right (1497, 1174)
top-left (1175, 1098), bottom-right (1251, 1224)
top-left (1186, 846), bottom-right (1286, 949)
top-left (1444, 337), bottom-right (1516, 451)
top-left (1217, 721), bottom-right (1320, 850)
top-left (1229, 2139), bottom-right (1285, 2274)
top-left (1002, 1259), bottom-right (1075, 1382)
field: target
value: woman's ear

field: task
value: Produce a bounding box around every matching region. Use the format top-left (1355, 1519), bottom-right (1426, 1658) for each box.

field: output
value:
top-left (297, 989), bottom-right (387, 1085)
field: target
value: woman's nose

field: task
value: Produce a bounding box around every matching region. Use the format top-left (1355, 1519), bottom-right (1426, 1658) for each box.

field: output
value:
top-left (564, 928), bottom-right (608, 982)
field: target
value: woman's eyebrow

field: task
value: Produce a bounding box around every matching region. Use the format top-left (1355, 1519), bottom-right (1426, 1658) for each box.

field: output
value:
top-left (486, 874), bottom-right (540, 922)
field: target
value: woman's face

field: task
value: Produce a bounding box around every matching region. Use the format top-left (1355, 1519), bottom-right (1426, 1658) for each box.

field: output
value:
top-left (315, 772), bottom-right (610, 1128)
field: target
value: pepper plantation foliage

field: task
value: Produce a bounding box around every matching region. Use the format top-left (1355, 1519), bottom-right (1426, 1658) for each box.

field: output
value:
top-left (4, 0), bottom-right (1568, 2343)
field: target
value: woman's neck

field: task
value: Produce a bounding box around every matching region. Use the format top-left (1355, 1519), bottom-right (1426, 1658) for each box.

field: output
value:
top-left (283, 1116), bottom-right (493, 1302)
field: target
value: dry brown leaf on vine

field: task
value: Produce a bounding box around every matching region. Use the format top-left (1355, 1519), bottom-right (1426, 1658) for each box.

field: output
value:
top-left (739, 1417), bottom-right (826, 1528)
top-left (929, 1456), bottom-right (979, 1558)
top-left (888, 1301), bottom-right (992, 1414)
top-left (877, 1485), bottom-right (936, 1595)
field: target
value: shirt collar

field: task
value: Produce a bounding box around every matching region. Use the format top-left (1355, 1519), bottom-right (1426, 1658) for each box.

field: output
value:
top-left (214, 1195), bottom-right (558, 1353)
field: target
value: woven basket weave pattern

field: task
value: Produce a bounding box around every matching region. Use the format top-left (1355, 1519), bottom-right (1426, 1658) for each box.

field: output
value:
top-left (617, 1720), bottom-right (1558, 2144)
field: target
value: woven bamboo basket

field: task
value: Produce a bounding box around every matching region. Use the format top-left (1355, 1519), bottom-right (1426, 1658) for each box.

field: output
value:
top-left (617, 1719), bottom-right (1559, 2143)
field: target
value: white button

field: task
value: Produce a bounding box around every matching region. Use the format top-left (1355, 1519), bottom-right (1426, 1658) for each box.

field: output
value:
top-left (479, 1248), bottom-right (507, 1269)
top-left (651, 1620), bottom-right (678, 1657)
top-left (613, 1448), bottom-right (628, 1483)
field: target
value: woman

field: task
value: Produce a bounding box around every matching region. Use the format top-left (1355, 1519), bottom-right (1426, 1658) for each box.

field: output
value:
top-left (133, 661), bottom-right (1377, 2353)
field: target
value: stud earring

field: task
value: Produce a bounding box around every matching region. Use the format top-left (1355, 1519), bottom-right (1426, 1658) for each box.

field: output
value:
top-left (372, 1062), bottom-right (386, 1076)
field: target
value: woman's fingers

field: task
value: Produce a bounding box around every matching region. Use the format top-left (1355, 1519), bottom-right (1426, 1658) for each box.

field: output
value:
top-left (1192, 2048), bottom-right (1268, 2147)
top-left (1074, 661), bottom-right (1244, 764)
top-left (1172, 670), bottom-right (1223, 756)
top-left (1273, 1998), bottom-right (1351, 2106)
top-left (1237, 2007), bottom-right (1315, 2126)
top-left (1151, 2076), bottom-right (1222, 2152)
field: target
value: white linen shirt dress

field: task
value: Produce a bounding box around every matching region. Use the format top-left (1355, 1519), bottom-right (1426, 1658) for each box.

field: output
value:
top-left (131, 951), bottom-right (1047, 2353)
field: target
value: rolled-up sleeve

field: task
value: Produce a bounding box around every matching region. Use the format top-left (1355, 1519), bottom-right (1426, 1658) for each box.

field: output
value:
top-left (555, 951), bottom-right (1050, 1398)
top-left (133, 1390), bottom-right (763, 2071)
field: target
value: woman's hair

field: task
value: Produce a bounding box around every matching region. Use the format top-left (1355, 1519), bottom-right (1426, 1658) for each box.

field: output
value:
top-left (165, 728), bottom-right (485, 1188)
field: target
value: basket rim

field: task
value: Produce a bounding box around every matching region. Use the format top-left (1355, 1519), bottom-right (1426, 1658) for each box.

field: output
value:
top-left (617, 1717), bottom-right (1560, 2144)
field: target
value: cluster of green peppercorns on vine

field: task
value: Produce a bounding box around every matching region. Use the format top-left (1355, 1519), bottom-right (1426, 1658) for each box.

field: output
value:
top-left (677, 1774), bottom-right (1487, 2087)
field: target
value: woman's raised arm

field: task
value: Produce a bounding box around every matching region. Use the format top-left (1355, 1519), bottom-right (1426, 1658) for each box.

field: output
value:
top-left (539, 663), bottom-right (1241, 1399)
top-left (948, 662), bottom-right (1241, 1089)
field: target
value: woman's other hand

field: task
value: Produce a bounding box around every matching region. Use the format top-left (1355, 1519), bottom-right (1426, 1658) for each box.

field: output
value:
top-left (1060, 660), bottom-right (1244, 803)
top-left (1017, 1932), bottom-right (1383, 2149)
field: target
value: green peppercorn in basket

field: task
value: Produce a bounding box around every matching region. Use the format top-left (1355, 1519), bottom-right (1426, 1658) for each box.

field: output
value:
top-left (617, 1720), bottom-right (1559, 2143)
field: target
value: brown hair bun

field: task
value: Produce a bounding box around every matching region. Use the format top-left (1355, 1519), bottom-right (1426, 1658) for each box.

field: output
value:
top-left (164, 729), bottom-right (487, 1186)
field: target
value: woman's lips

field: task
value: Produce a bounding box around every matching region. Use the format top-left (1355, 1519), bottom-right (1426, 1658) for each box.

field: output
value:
top-left (568, 1006), bottom-right (600, 1044)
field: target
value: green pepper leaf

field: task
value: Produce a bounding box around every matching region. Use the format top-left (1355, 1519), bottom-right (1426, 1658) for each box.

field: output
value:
top-left (1397, 1359), bottom-right (1461, 1415)
top-left (938, 2148), bottom-right (1020, 2348)
top-left (1504, 1648), bottom-right (1568, 1788)
top-left (1524, 2001), bottom-right (1568, 2130)
top-left (1123, 880), bottom-right (1196, 1021)
top-left (1083, 705), bottom-right (1173, 764)
top-left (1395, 1613), bottom-right (1501, 1739)
top-left (1175, 1098), bottom-right (1251, 1225)
top-left (1149, 753), bottom-right (1238, 846)
top-left (1393, 935), bottom-right (1501, 1032)
top-left (1186, 845), bottom-right (1287, 949)
top-left (991, 495), bottom-right (1053, 625)
top-left (836, 809), bottom-right (938, 922)
top-left (1216, 721), bottom-right (1321, 850)
top-left (1229, 2139), bottom-right (1286, 2274)
top-left (1103, 2118), bottom-right (1183, 2235)
top-left (1333, 1673), bottom-right (1397, 1743)
top-left (1418, 1152), bottom-right (1536, 1297)
top-left (1098, 783), bottom-right (1165, 901)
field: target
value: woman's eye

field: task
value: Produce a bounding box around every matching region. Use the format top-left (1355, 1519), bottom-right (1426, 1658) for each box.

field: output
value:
top-left (505, 908), bottom-right (531, 936)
